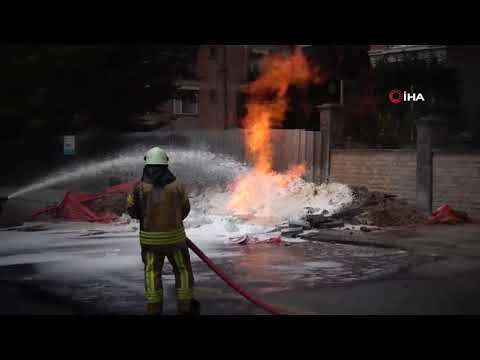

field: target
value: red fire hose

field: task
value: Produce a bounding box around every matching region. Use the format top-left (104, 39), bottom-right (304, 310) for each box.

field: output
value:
top-left (186, 238), bottom-right (290, 315)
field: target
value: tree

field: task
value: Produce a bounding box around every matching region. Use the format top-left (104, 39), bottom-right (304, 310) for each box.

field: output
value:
top-left (372, 55), bottom-right (461, 145)
top-left (0, 45), bottom-right (198, 139)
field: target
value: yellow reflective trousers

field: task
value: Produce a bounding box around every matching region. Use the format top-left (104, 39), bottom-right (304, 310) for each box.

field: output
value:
top-left (127, 179), bottom-right (194, 313)
top-left (141, 246), bottom-right (194, 312)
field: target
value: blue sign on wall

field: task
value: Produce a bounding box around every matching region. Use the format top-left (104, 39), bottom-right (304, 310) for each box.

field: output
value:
top-left (64, 135), bottom-right (76, 155)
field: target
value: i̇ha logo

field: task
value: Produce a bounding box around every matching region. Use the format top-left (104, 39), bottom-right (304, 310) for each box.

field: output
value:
top-left (388, 89), bottom-right (425, 104)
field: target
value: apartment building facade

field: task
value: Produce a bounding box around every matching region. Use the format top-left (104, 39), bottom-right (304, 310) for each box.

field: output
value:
top-left (138, 45), bottom-right (292, 130)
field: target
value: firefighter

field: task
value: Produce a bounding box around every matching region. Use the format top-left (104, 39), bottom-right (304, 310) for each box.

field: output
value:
top-left (126, 147), bottom-right (199, 315)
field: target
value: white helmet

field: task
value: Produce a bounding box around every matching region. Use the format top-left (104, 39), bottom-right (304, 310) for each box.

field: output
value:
top-left (144, 147), bottom-right (169, 165)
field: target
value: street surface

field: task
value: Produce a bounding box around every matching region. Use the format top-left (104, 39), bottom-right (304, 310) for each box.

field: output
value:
top-left (1, 186), bottom-right (480, 315)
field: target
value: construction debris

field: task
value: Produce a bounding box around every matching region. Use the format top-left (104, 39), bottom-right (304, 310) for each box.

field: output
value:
top-left (229, 234), bottom-right (284, 245)
top-left (314, 220), bottom-right (345, 229)
top-left (305, 213), bottom-right (331, 226)
top-left (298, 185), bottom-right (427, 230)
top-left (288, 219), bottom-right (311, 230)
top-left (280, 227), bottom-right (304, 237)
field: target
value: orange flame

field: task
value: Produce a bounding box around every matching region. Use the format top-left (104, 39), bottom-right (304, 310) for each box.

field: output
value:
top-left (227, 47), bottom-right (318, 217)
top-left (243, 48), bottom-right (316, 174)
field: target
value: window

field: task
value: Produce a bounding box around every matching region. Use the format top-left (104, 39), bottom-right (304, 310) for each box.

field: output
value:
top-left (173, 88), bottom-right (199, 115)
top-left (209, 89), bottom-right (216, 102)
top-left (209, 46), bottom-right (216, 59)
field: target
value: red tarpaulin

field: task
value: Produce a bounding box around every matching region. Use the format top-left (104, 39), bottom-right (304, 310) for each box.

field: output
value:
top-left (31, 179), bottom-right (140, 223)
top-left (425, 204), bottom-right (472, 225)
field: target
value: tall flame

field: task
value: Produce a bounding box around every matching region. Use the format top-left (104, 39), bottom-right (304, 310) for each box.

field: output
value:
top-left (228, 47), bottom-right (318, 217)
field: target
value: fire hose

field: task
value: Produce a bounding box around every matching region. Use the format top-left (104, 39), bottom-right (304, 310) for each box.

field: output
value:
top-left (186, 238), bottom-right (290, 315)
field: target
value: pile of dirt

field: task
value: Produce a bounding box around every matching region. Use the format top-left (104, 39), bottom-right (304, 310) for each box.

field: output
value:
top-left (340, 186), bottom-right (427, 227)
top-left (356, 202), bottom-right (427, 226)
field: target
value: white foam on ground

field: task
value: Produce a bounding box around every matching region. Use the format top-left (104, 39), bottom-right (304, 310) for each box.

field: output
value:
top-left (184, 166), bottom-right (353, 246)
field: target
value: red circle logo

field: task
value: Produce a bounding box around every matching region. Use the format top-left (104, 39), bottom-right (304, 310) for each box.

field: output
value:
top-left (388, 89), bottom-right (403, 104)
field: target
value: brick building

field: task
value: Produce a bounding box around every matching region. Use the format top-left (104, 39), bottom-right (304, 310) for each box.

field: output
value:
top-left (141, 45), bottom-right (292, 130)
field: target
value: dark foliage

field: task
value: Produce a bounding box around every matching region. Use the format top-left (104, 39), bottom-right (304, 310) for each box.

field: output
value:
top-left (371, 55), bottom-right (461, 146)
top-left (0, 45), bottom-right (198, 139)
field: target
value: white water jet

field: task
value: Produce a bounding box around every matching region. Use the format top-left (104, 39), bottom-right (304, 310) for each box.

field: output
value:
top-left (8, 153), bottom-right (144, 199)
top-left (7, 147), bottom-right (249, 199)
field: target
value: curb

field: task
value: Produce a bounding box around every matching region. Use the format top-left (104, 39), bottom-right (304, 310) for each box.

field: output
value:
top-left (299, 230), bottom-right (408, 251)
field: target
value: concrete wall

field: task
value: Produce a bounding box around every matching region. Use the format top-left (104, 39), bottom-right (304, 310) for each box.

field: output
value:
top-left (330, 149), bottom-right (480, 215)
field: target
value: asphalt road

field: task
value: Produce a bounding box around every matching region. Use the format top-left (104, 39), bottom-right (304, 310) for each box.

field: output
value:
top-left (1, 187), bottom-right (480, 315)
top-left (4, 219), bottom-right (475, 315)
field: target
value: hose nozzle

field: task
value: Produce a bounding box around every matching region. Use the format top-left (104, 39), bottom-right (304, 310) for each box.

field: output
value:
top-left (0, 196), bottom-right (8, 212)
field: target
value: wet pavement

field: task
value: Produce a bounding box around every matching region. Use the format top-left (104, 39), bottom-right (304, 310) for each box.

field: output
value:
top-left (0, 221), bottom-right (437, 315)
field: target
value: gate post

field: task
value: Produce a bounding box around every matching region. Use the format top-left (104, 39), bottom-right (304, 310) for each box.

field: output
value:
top-left (416, 115), bottom-right (434, 215)
top-left (317, 103), bottom-right (345, 183)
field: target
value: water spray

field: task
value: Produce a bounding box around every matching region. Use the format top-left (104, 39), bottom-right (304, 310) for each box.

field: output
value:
top-left (5, 147), bottom-right (249, 201)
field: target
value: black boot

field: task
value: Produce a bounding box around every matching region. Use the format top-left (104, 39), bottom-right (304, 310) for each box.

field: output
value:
top-left (177, 299), bottom-right (201, 316)
top-left (190, 298), bottom-right (201, 315)
top-left (147, 302), bottom-right (163, 315)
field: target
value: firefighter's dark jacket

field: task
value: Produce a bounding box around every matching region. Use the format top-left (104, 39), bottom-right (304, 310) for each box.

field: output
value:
top-left (126, 167), bottom-right (190, 247)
